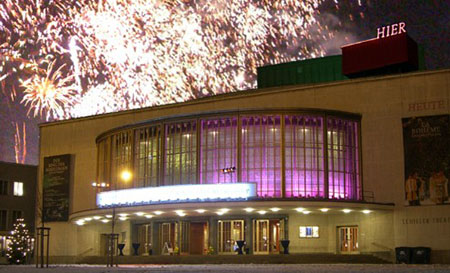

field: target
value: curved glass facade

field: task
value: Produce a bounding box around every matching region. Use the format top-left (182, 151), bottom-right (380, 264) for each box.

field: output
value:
top-left (97, 110), bottom-right (361, 200)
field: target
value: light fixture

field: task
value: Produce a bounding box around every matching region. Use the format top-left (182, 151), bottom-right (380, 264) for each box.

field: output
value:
top-left (91, 182), bottom-right (97, 187)
top-left (219, 208), bottom-right (230, 213)
top-left (342, 209), bottom-right (352, 214)
top-left (75, 220), bottom-right (85, 226)
top-left (93, 216), bottom-right (102, 220)
top-left (105, 215), bottom-right (113, 218)
top-left (302, 211), bottom-right (311, 215)
top-left (319, 208), bottom-right (329, 212)
top-left (257, 210), bottom-right (267, 215)
top-left (135, 212), bottom-right (145, 216)
top-left (216, 211), bottom-right (225, 216)
top-left (101, 219), bottom-right (110, 223)
top-left (195, 209), bottom-right (206, 213)
top-left (120, 170), bottom-right (132, 182)
top-left (175, 210), bottom-right (186, 216)
top-left (118, 213), bottom-right (128, 217)
top-left (362, 210), bottom-right (372, 214)
top-left (153, 211), bottom-right (163, 215)
top-left (295, 207), bottom-right (305, 212)
top-left (84, 217), bottom-right (92, 221)
top-left (270, 207), bottom-right (281, 212)
top-left (119, 216), bottom-right (127, 221)
top-left (145, 215), bottom-right (153, 219)
top-left (244, 208), bottom-right (255, 212)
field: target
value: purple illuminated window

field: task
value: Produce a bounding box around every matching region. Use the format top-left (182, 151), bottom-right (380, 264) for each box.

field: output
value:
top-left (285, 116), bottom-right (324, 198)
top-left (241, 115), bottom-right (282, 197)
top-left (200, 118), bottom-right (238, 184)
top-left (327, 118), bottom-right (361, 200)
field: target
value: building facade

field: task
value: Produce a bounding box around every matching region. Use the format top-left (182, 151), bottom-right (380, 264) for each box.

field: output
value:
top-left (37, 69), bottom-right (449, 263)
top-left (0, 161), bottom-right (37, 258)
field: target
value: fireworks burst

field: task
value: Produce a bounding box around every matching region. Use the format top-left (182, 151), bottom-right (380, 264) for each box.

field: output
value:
top-left (0, 0), bottom-right (368, 163)
top-left (20, 60), bottom-right (77, 120)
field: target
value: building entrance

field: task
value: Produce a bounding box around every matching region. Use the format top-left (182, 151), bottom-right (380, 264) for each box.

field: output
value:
top-left (338, 226), bottom-right (359, 253)
top-left (253, 219), bottom-right (281, 254)
top-left (189, 222), bottom-right (208, 255)
top-left (137, 224), bottom-right (152, 255)
top-left (218, 220), bottom-right (244, 254)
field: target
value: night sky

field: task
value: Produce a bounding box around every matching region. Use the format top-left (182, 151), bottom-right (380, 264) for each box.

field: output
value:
top-left (0, 0), bottom-right (449, 165)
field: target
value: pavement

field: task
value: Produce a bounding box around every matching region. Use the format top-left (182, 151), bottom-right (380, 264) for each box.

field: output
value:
top-left (1, 264), bottom-right (450, 273)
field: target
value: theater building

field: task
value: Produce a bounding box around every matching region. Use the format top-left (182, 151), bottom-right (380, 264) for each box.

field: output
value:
top-left (37, 35), bottom-right (449, 263)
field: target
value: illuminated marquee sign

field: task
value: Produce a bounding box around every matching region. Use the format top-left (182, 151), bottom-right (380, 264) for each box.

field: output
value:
top-left (96, 183), bottom-right (257, 207)
top-left (377, 22), bottom-right (406, 39)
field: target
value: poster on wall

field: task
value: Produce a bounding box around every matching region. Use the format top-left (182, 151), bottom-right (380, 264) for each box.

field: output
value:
top-left (402, 115), bottom-right (449, 206)
top-left (43, 154), bottom-right (72, 221)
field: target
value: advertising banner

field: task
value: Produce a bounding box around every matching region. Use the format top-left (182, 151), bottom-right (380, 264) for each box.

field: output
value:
top-left (43, 154), bottom-right (72, 221)
top-left (402, 115), bottom-right (449, 206)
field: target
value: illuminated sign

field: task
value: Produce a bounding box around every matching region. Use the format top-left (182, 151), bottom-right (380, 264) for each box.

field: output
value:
top-left (96, 183), bottom-right (257, 207)
top-left (377, 22), bottom-right (406, 39)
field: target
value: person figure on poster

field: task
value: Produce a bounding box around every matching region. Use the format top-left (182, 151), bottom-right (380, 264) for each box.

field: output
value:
top-left (429, 171), bottom-right (449, 204)
top-left (405, 172), bottom-right (420, 206)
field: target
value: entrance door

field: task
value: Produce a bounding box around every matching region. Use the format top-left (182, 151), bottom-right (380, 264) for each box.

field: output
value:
top-left (338, 226), bottom-right (359, 253)
top-left (269, 219), bottom-right (280, 254)
top-left (190, 222), bottom-right (207, 255)
top-left (218, 220), bottom-right (244, 254)
top-left (137, 224), bottom-right (152, 255)
top-left (254, 220), bottom-right (269, 254)
top-left (160, 222), bottom-right (177, 254)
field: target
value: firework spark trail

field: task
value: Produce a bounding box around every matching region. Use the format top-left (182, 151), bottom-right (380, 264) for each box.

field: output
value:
top-left (0, 0), bottom-right (365, 121)
top-left (13, 121), bottom-right (27, 164)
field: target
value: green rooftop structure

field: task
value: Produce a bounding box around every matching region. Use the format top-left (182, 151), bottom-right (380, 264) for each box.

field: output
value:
top-left (257, 55), bottom-right (348, 89)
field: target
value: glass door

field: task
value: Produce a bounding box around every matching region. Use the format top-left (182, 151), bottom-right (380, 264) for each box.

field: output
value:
top-left (137, 224), bottom-right (152, 255)
top-left (339, 226), bottom-right (359, 253)
top-left (254, 220), bottom-right (269, 254)
top-left (269, 219), bottom-right (280, 254)
top-left (218, 220), bottom-right (244, 254)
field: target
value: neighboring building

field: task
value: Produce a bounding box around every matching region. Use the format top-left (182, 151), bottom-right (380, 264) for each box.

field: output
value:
top-left (37, 34), bottom-right (449, 263)
top-left (0, 161), bottom-right (37, 256)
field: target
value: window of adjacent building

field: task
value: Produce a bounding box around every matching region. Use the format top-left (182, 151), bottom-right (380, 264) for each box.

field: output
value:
top-left (299, 226), bottom-right (319, 238)
top-left (164, 121), bottom-right (197, 185)
top-left (12, 210), bottom-right (22, 224)
top-left (241, 115), bottom-right (282, 197)
top-left (13, 182), bottom-right (23, 196)
top-left (0, 180), bottom-right (8, 195)
top-left (0, 210), bottom-right (7, 231)
top-left (200, 117), bottom-right (238, 184)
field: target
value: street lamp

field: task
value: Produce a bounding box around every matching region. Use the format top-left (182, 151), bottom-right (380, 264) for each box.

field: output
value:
top-left (92, 169), bottom-right (132, 267)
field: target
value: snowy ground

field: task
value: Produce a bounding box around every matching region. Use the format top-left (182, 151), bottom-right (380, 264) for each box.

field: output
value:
top-left (1, 264), bottom-right (450, 273)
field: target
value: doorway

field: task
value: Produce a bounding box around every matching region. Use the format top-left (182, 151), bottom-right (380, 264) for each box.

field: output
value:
top-left (254, 219), bottom-right (280, 254)
top-left (338, 226), bottom-right (359, 253)
top-left (189, 222), bottom-right (208, 255)
top-left (218, 220), bottom-right (244, 254)
top-left (137, 224), bottom-right (152, 255)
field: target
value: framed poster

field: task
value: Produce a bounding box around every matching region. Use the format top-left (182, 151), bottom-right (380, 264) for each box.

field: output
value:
top-left (43, 154), bottom-right (72, 221)
top-left (402, 115), bottom-right (449, 206)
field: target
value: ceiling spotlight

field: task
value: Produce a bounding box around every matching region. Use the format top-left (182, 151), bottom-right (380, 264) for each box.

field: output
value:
top-left (153, 211), bottom-right (163, 215)
top-left (118, 213), bottom-right (128, 217)
top-left (145, 214), bottom-right (153, 219)
top-left (295, 207), bottom-right (305, 212)
top-left (84, 217), bottom-right (92, 221)
top-left (101, 219), bottom-right (110, 223)
top-left (119, 216), bottom-right (128, 221)
top-left (195, 209), bottom-right (206, 213)
top-left (93, 216), bottom-right (102, 220)
top-left (319, 208), bottom-right (329, 212)
top-left (175, 210), bottom-right (186, 216)
top-left (362, 210), bottom-right (372, 214)
top-left (302, 211), bottom-right (311, 215)
top-left (75, 220), bottom-right (85, 226)
top-left (342, 209), bottom-right (352, 214)
top-left (257, 210), bottom-right (267, 215)
top-left (105, 215), bottom-right (113, 218)
top-left (270, 208), bottom-right (281, 212)
top-left (244, 208), bottom-right (255, 212)
top-left (135, 212), bottom-right (145, 216)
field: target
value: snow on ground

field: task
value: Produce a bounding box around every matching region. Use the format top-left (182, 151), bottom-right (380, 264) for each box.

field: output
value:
top-left (1, 264), bottom-right (450, 273)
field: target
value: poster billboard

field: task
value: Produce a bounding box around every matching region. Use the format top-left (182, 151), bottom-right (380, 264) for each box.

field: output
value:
top-left (43, 154), bottom-right (72, 221)
top-left (402, 115), bottom-right (449, 206)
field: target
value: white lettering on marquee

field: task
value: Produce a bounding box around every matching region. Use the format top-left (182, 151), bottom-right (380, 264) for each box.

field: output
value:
top-left (377, 22), bottom-right (406, 39)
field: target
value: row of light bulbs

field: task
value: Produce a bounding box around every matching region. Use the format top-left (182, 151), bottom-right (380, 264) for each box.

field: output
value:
top-left (75, 207), bottom-right (372, 225)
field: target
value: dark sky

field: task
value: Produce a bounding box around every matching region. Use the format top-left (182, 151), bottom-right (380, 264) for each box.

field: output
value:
top-left (0, 0), bottom-right (449, 165)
